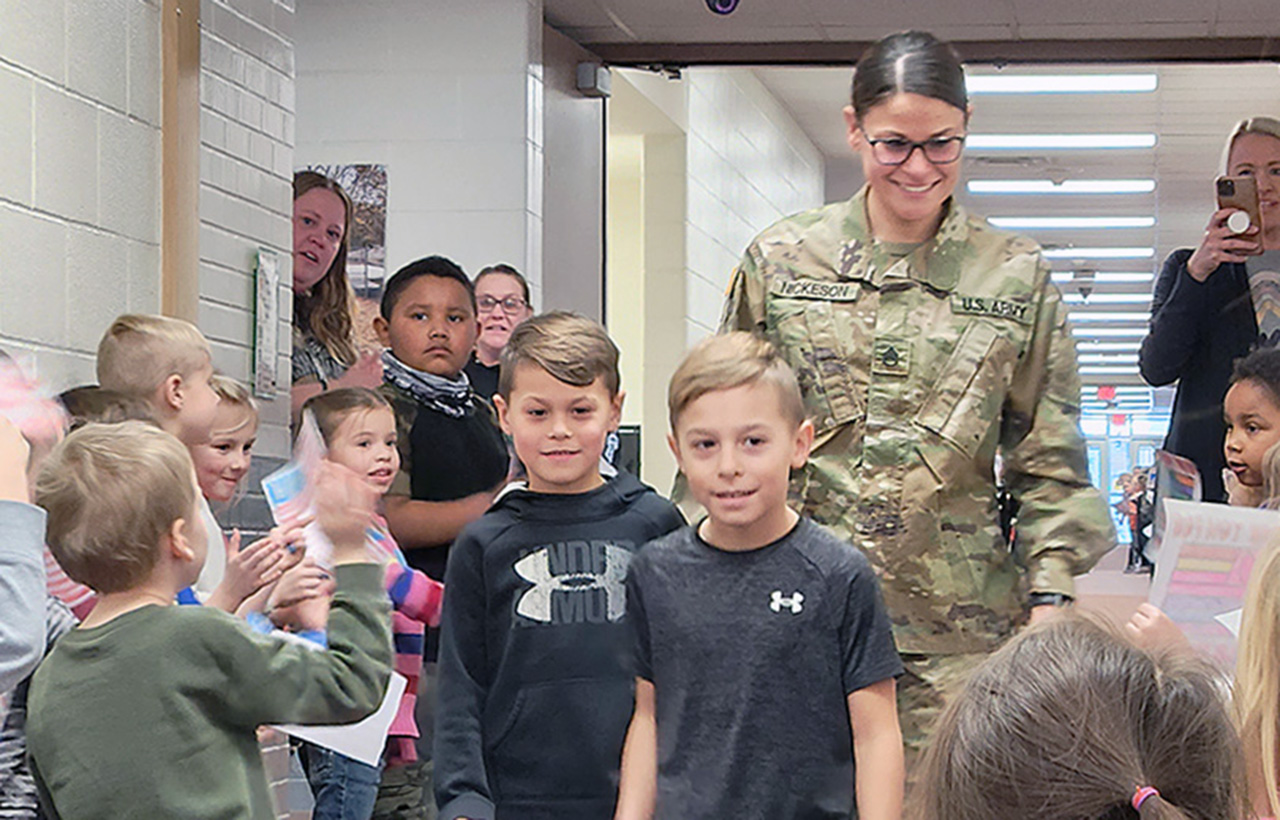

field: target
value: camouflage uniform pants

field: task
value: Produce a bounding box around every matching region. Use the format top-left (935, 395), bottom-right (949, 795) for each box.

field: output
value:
top-left (372, 759), bottom-right (435, 820)
top-left (373, 663), bottom-right (437, 820)
top-left (898, 652), bottom-right (986, 794)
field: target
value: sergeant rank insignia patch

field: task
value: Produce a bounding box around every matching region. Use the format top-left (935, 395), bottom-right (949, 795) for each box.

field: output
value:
top-left (872, 338), bottom-right (911, 377)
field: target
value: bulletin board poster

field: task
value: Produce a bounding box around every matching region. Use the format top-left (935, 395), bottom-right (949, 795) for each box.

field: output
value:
top-left (1148, 499), bottom-right (1279, 672)
top-left (298, 163), bottom-right (387, 351)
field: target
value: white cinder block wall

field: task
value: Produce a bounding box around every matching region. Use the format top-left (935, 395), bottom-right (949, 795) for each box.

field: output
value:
top-left (683, 68), bottom-right (824, 347)
top-left (198, 0), bottom-right (297, 532)
top-left (0, 0), bottom-right (162, 388)
top-left (295, 0), bottom-right (546, 305)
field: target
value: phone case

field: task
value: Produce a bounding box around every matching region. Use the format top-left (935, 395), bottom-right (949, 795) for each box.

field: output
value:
top-left (1216, 175), bottom-right (1263, 254)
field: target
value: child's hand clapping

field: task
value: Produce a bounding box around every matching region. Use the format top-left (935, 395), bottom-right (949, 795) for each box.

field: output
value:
top-left (209, 523), bottom-right (306, 613)
top-left (269, 558), bottom-right (331, 612)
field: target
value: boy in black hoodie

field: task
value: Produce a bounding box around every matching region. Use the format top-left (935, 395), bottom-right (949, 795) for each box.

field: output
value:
top-left (434, 311), bottom-right (684, 820)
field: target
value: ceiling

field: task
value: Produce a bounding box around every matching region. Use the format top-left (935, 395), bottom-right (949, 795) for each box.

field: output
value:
top-left (546, 0), bottom-right (1280, 63)
top-left (752, 62), bottom-right (1280, 394)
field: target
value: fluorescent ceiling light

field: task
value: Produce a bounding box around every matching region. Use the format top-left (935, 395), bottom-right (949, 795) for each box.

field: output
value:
top-left (1071, 327), bottom-right (1148, 337)
top-left (966, 134), bottom-right (1157, 150)
top-left (1067, 312), bottom-right (1152, 321)
top-left (1079, 366), bottom-right (1141, 375)
top-left (1063, 294), bottom-right (1153, 304)
top-left (968, 179), bottom-right (1156, 195)
top-left (966, 74), bottom-right (1157, 94)
top-left (989, 216), bottom-right (1155, 230)
top-left (1078, 354), bottom-right (1139, 365)
top-left (1042, 247), bottom-right (1155, 259)
top-left (1076, 342), bottom-right (1142, 352)
top-left (1052, 272), bottom-right (1154, 284)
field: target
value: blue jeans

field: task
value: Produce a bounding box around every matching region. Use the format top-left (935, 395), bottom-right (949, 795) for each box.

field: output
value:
top-left (300, 741), bottom-right (383, 820)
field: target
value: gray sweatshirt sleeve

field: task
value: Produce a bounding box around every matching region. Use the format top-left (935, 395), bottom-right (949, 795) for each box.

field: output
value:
top-left (0, 501), bottom-right (48, 691)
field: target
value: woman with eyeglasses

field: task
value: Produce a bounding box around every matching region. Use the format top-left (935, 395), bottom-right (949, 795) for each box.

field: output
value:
top-left (465, 264), bottom-right (535, 403)
top-left (719, 30), bottom-right (1113, 773)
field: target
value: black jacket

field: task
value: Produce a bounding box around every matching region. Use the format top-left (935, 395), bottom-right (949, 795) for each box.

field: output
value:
top-left (434, 472), bottom-right (684, 820)
top-left (1139, 249), bottom-right (1256, 502)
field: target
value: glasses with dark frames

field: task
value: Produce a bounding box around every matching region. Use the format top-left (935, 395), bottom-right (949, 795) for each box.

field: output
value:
top-left (864, 135), bottom-right (966, 166)
top-left (477, 295), bottom-right (529, 315)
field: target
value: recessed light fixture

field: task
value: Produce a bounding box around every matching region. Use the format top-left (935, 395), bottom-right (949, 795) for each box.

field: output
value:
top-left (966, 74), bottom-right (1158, 94)
top-left (1052, 272), bottom-right (1154, 284)
top-left (1067, 312), bottom-right (1152, 321)
top-left (1042, 247), bottom-right (1155, 259)
top-left (1063, 294), bottom-right (1153, 304)
top-left (968, 179), bottom-right (1156, 195)
top-left (989, 216), bottom-right (1155, 230)
top-left (966, 134), bottom-right (1157, 150)
top-left (1071, 327), bottom-right (1148, 337)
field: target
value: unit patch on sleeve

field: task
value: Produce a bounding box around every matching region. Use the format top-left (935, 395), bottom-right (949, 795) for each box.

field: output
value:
top-left (770, 279), bottom-right (860, 302)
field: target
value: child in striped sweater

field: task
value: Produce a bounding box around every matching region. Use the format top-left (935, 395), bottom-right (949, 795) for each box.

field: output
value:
top-left (276, 388), bottom-right (444, 818)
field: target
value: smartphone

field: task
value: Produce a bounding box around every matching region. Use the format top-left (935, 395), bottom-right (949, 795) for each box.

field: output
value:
top-left (1216, 175), bottom-right (1263, 254)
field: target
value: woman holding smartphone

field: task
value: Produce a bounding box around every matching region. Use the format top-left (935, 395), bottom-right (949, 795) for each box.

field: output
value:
top-left (1140, 117), bottom-right (1280, 502)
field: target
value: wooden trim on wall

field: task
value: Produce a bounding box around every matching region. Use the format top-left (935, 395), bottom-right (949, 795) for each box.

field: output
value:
top-left (161, 0), bottom-right (201, 322)
top-left (586, 37), bottom-right (1280, 67)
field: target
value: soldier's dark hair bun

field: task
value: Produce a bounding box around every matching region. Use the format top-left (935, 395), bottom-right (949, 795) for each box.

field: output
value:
top-left (850, 31), bottom-right (967, 120)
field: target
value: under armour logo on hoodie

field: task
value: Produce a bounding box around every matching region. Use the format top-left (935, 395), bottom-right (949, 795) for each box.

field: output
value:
top-left (770, 590), bottom-right (804, 614)
top-left (514, 541), bottom-right (632, 625)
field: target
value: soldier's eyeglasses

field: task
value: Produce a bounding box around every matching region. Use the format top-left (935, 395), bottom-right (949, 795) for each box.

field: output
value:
top-left (477, 296), bottom-right (528, 315)
top-left (865, 135), bottom-right (965, 166)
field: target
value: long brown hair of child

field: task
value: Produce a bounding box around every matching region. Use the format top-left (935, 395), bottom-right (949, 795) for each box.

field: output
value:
top-left (910, 615), bottom-right (1243, 820)
top-left (294, 170), bottom-right (357, 368)
top-left (1235, 531), bottom-right (1280, 817)
top-left (298, 387), bottom-right (390, 448)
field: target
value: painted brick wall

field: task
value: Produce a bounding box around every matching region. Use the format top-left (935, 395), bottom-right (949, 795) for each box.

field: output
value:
top-left (0, 0), bottom-right (162, 388)
top-left (295, 0), bottom-right (546, 304)
top-left (199, 0), bottom-right (297, 536)
top-left (683, 68), bottom-right (824, 347)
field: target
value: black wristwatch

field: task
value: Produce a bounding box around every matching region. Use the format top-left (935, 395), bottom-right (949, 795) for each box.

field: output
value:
top-left (1028, 592), bottom-right (1074, 608)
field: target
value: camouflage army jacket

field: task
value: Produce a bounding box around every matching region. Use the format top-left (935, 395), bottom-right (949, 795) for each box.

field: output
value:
top-left (722, 188), bottom-right (1115, 654)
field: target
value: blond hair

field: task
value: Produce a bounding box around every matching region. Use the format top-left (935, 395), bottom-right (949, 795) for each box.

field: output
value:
top-left (35, 421), bottom-right (196, 594)
top-left (498, 311), bottom-right (620, 399)
top-left (668, 332), bottom-right (805, 429)
top-left (96, 314), bottom-right (211, 400)
top-left (1235, 531), bottom-right (1280, 816)
top-left (1222, 116), bottom-right (1280, 172)
top-left (915, 616), bottom-right (1244, 820)
top-left (210, 374), bottom-right (258, 430)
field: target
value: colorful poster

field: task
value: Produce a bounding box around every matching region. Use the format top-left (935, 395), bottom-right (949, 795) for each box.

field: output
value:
top-left (1146, 449), bottom-right (1202, 561)
top-left (1148, 499), bottom-right (1279, 671)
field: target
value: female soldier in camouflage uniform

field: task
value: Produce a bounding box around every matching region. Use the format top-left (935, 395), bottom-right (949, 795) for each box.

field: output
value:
top-left (719, 30), bottom-right (1114, 772)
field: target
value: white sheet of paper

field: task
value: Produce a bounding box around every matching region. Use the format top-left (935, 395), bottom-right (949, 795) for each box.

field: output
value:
top-left (274, 672), bottom-right (407, 768)
top-left (1215, 608), bottom-right (1244, 637)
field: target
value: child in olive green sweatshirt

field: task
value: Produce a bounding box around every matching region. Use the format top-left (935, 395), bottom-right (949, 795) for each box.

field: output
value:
top-left (26, 421), bottom-right (393, 820)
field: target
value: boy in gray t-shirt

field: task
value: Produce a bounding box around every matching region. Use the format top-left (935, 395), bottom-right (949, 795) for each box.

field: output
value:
top-left (616, 334), bottom-right (904, 820)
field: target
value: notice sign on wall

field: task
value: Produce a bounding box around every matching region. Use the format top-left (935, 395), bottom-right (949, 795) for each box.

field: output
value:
top-left (255, 248), bottom-right (281, 399)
